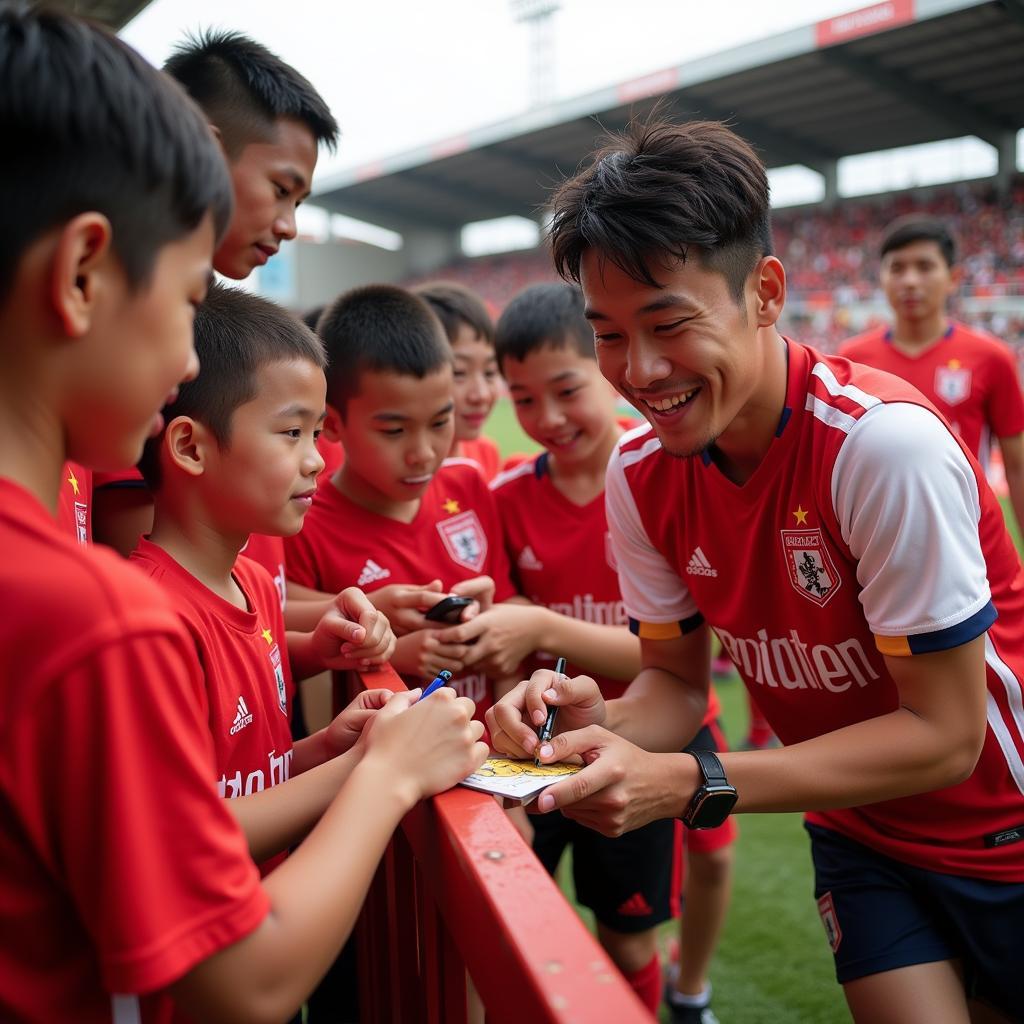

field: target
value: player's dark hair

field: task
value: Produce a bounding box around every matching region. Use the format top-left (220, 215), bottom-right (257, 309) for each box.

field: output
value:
top-left (318, 285), bottom-right (452, 417)
top-left (495, 283), bottom-right (594, 367)
top-left (414, 281), bottom-right (495, 347)
top-left (880, 216), bottom-right (956, 267)
top-left (164, 28), bottom-right (338, 159)
top-left (549, 119), bottom-right (772, 302)
top-left (139, 283), bottom-right (326, 489)
top-left (0, 5), bottom-right (233, 305)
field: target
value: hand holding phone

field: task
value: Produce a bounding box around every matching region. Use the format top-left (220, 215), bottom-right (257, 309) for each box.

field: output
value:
top-left (423, 594), bottom-right (476, 624)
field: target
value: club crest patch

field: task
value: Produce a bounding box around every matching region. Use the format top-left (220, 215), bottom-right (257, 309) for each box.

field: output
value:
top-left (781, 529), bottom-right (841, 607)
top-left (817, 892), bottom-right (842, 952)
top-left (437, 509), bottom-right (487, 572)
top-left (268, 641), bottom-right (287, 716)
top-left (934, 363), bottom-right (971, 406)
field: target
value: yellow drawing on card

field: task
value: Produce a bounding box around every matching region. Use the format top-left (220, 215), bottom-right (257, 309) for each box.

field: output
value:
top-left (474, 757), bottom-right (580, 778)
top-left (459, 756), bottom-right (582, 804)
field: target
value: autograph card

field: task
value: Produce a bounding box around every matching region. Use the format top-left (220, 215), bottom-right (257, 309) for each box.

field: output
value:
top-left (459, 757), bottom-right (582, 805)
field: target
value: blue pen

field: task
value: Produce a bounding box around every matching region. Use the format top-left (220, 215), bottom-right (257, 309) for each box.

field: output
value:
top-left (421, 669), bottom-right (452, 698)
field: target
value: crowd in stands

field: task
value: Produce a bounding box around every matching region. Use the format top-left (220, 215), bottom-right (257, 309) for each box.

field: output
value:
top-left (404, 175), bottom-right (1024, 354)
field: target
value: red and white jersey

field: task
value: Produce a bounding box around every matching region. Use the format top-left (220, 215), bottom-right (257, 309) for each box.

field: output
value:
top-left (456, 436), bottom-right (502, 482)
top-left (240, 533), bottom-right (288, 611)
top-left (607, 341), bottom-right (1024, 881)
top-left (491, 452), bottom-right (721, 722)
top-left (839, 321), bottom-right (1024, 465)
top-left (56, 461), bottom-right (92, 546)
top-left (130, 540), bottom-right (295, 874)
top-left (285, 461), bottom-right (516, 719)
top-left (0, 479), bottom-right (267, 1022)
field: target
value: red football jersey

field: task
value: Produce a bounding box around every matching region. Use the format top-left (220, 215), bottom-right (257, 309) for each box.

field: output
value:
top-left (285, 461), bottom-right (516, 718)
top-left (491, 452), bottom-right (720, 722)
top-left (0, 479), bottom-right (267, 1022)
top-left (607, 341), bottom-right (1024, 881)
top-left (130, 540), bottom-right (295, 874)
top-left (456, 435), bottom-right (502, 482)
top-left (240, 533), bottom-right (288, 611)
top-left (838, 321), bottom-right (1024, 465)
top-left (55, 461), bottom-right (92, 545)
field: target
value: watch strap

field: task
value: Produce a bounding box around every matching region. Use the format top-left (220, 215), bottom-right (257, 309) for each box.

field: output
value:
top-left (689, 748), bottom-right (728, 787)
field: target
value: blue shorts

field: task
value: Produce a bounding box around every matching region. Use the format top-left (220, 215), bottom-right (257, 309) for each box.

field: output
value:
top-left (807, 822), bottom-right (1024, 1018)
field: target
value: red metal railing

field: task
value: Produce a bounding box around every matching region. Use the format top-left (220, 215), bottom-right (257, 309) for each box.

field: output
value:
top-left (343, 665), bottom-right (653, 1024)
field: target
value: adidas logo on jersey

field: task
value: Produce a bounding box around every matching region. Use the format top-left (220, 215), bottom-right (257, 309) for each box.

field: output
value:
top-left (617, 891), bottom-right (654, 917)
top-left (357, 559), bottom-right (391, 587)
top-left (517, 546), bottom-right (544, 571)
top-left (229, 696), bottom-right (253, 736)
top-left (686, 546), bottom-right (718, 578)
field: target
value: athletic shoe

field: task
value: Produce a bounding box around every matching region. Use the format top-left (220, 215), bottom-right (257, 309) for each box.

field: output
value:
top-left (666, 1004), bottom-right (720, 1024)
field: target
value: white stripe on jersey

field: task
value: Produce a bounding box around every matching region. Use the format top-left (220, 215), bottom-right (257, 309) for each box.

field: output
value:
top-left (620, 420), bottom-right (653, 446)
top-left (490, 459), bottom-right (535, 491)
top-left (985, 633), bottom-right (1024, 795)
top-left (811, 362), bottom-right (882, 411)
top-left (805, 394), bottom-right (857, 434)
top-left (619, 434), bottom-right (662, 470)
top-left (111, 995), bottom-right (141, 1024)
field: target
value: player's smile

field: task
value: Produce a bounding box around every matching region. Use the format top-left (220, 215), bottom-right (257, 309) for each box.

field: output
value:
top-left (636, 385), bottom-right (702, 422)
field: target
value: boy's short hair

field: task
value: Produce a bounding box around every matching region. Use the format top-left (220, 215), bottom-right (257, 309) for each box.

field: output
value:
top-left (139, 284), bottom-right (326, 489)
top-left (495, 283), bottom-right (594, 367)
top-left (414, 281), bottom-right (495, 346)
top-left (549, 119), bottom-right (772, 302)
top-left (880, 216), bottom-right (956, 267)
top-left (164, 29), bottom-right (339, 159)
top-left (319, 285), bottom-right (452, 416)
top-left (0, 6), bottom-right (232, 305)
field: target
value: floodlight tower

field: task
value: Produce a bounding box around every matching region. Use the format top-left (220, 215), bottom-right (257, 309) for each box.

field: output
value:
top-left (509, 0), bottom-right (561, 108)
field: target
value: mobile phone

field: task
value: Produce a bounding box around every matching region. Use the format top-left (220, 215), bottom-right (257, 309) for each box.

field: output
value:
top-left (424, 594), bottom-right (475, 623)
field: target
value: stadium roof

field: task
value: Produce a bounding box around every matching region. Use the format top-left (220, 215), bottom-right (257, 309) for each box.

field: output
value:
top-left (313, 0), bottom-right (1024, 232)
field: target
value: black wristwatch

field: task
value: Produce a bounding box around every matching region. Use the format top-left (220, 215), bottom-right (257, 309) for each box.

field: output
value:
top-left (681, 749), bottom-right (737, 829)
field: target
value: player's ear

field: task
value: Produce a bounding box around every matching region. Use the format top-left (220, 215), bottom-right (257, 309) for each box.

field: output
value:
top-left (751, 255), bottom-right (786, 328)
top-left (323, 403), bottom-right (344, 442)
top-left (947, 262), bottom-right (962, 295)
top-left (165, 416), bottom-right (211, 477)
top-left (50, 212), bottom-right (115, 339)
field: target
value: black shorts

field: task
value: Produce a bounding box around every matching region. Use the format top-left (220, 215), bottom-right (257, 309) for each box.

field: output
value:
top-left (807, 822), bottom-right (1024, 1019)
top-left (533, 810), bottom-right (681, 934)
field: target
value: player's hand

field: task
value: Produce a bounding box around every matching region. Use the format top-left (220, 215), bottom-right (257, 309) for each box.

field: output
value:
top-left (486, 668), bottom-right (606, 760)
top-left (533, 726), bottom-right (695, 837)
top-left (368, 579), bottom-right (447, 635)
top-left (312, 588), bottom-right (396, 669)
top-left (437, 603), bottom-right (543, 677)
top-left (364, 687), bottom-right (488, 802)
top-left (323, 688), bottom-right (394, 756)
top-left (449, 575), bottom-right (496, 614)
top-left (390, 630), bottom-right (472, 678)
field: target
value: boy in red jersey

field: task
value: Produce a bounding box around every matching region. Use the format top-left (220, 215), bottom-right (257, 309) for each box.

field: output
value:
top-left (93, 28), bottom-right (339, 559)
top-left (0, 11), bottom-right (486, 1021)
top-left (285, 285), bottom-right (517, 721)
top-left (415, 281), bottom-right (504, 480)
top-left (490, 282), bottom-right (735, 1022)
top-left (489, 120), bottom-right (1024, 1024)
top-left (838, 216), bottom-right (1024, 536)
top-left (133, 283), bottom-right (399, 874)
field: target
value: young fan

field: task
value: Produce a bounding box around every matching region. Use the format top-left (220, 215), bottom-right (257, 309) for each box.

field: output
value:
top-left (0, 12), bottom-right (485, 1020)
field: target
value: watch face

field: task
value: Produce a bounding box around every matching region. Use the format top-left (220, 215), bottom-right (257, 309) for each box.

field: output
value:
top-left (685, 786), bottom-right (738, 830)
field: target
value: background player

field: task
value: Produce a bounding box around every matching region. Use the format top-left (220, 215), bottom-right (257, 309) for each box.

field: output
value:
top-left (0, 9), bottom-right (486, 1021)
top-left (489, 119), bottom-right (1024, 1024)
top-left (93, 27), bottom-right (339, 558)
top-left (839, 215), bottom-right (1024, 537)
top-left (490, 282), bottom-right (735, 1022)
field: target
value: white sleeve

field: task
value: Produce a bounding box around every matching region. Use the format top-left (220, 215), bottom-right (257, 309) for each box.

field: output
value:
top-left (605, 447), bottom-right (701, 629)
top-left (832, 402), bottom-right (992, 641)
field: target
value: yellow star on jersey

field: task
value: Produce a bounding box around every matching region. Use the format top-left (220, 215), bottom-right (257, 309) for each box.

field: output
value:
top-left (948, 359), bottom-right (961, 369)
top-left (67, 468), bottom-right (80, 496)
top-left (442, 498), bottom-right (460, 514)
top-left (261, 627), bottom-right (274, 645)
top-left (792, 505), bottom-right (809, 525)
